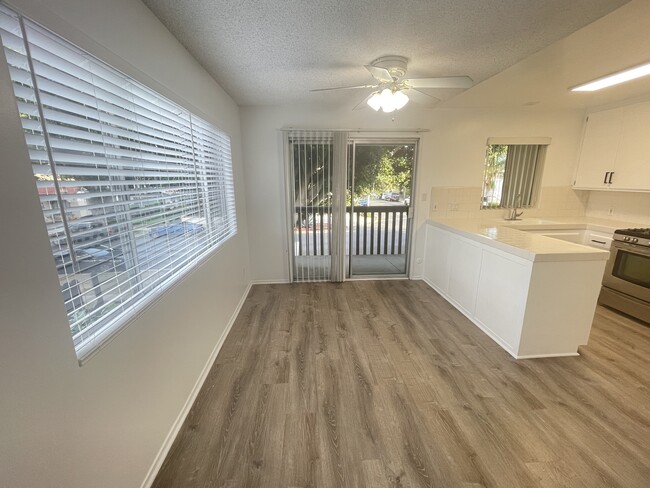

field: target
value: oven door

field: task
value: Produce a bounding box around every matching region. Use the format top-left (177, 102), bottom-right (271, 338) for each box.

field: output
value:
top-left (602, 240), bottom-right (650, 303)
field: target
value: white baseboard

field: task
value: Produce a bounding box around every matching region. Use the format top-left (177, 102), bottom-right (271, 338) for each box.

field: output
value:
top-left (140, 281), bottom-right (253, 488)
top-left (421, 275), bottom-right (436, 291)
top-left (420, 276), bottom-right (520, 358)
top-left (514, 352), bottom-right (580, 359)
top-left (251, 279), bottom-right (291, 285)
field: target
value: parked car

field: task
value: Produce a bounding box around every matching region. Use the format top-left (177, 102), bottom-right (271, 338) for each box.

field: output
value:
top-left (149, 222), bottom-right (205, 238)
top-left (404, 196), bottom-right (411, 206)
top-left (389, 192), bottom-right (401, 202)
top-left (68, 221), bottom-right (114, 243)
top-left (83, 245), bottom-right (123, 262)
top-left (358, 197), bottom-right (369, 206)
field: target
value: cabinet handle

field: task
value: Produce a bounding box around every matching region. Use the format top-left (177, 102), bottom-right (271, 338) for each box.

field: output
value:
top-left (591, 239), bottom-right (606, 245)
top-left (608, 172), bottom-right (614, 184)
top-left (603, 171), bottom-right (610, 184)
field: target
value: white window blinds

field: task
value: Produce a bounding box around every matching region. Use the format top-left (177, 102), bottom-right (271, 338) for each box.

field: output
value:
top-left (481, 143), bottom-right (546, 209)
top-left (0, 5), bottom-right (237, 361)
top-left (501, 144), bottom-right (542, 207)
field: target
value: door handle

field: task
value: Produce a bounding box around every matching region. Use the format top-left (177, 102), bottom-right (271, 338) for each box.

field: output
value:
top-left (608, 172), bottom-right (614, 184)
top-left (603, 171), bottom-right (610, 184)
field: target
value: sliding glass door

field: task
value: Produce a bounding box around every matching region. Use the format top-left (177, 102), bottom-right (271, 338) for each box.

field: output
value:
top-left (286, 132), bottom-right (417, 281)
top-left (347, 141), bottom-right (416, 277)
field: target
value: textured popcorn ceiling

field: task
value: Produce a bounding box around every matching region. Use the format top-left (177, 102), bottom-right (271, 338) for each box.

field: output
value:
top-left (142, 0), bottom-right (630, 108)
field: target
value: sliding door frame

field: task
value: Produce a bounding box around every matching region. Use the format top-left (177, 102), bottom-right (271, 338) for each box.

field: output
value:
top-left (347, 137), bottom-right (420, 279)
top-left (282, 134), bottom-right (296, 283)
top-left (283, 132), bottom-right (420, 282)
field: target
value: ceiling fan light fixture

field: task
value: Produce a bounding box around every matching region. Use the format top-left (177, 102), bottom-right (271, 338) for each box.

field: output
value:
top-left (393, 90), bottom-right (409, 110)
top-left (367, 88), bottom-right (409, 113)
top-left (313, 55), bottom-right (470, 111)
top-left (367, 92), bottom-right (382, 111)
top-left (380, 88), bottom-right (396, 112)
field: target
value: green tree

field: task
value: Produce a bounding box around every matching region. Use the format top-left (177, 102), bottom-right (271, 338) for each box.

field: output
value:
top-left (353, 144), bottom-right (413, 202)
top-left (292, 142), bottom-right (414, 208)
top-left (482, 144), bottom-right (507, 207)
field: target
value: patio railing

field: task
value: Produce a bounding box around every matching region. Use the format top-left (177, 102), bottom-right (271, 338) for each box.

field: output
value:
top-left (294, 205), bottom-right (409, 257)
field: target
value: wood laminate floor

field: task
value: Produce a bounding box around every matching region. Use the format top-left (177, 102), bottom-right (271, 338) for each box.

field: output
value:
top-left (152, 280), bottom-right (650, 488)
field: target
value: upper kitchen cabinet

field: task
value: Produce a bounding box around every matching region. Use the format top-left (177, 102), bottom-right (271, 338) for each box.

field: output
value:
top-left (574, 101), bottom-right (650, 191)
top-left (616, 102), bottom-right (650, 189)
top-left (573, 107), bottom-right (624, 189)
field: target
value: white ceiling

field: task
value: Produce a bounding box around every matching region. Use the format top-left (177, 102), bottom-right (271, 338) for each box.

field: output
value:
top-left (447, 0), bottom-right (650, 110)
top-left (141, 0), bottom-right (637, 110)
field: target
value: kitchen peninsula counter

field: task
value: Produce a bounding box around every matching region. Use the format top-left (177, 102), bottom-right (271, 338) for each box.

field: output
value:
top-left (429, 218), bottom-right (611, 262)
top-left (422, 218), bottom-right (613, 359)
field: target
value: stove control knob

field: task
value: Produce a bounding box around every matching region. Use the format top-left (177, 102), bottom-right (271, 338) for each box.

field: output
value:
top-left (624, 236), bottom-right (631, 242)
top-left (632, 238), bottom-right (639, 243)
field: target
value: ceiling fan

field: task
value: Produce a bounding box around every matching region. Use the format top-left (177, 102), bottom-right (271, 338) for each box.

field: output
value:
top-left (311, 55), bottom-right (473, 112)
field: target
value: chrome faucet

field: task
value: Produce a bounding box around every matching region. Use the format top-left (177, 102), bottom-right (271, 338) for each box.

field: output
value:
top-left (505, 194), bottom-right (523, 221)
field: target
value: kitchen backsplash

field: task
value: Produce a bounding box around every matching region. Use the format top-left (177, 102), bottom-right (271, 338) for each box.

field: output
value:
top-left (586, 191), bottom-right (650, 225)
top-left (428, 186), bottom-right (589, 220)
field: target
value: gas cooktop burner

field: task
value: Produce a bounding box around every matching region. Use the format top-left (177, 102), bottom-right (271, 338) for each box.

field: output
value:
top-left (615, 228), bottom-right (650, 238)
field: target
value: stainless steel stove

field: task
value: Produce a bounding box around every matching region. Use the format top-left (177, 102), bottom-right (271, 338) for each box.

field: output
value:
top-left (599, 228), bottom-right (650, 323)
top-left (615, 227), bottom-right (650, 243)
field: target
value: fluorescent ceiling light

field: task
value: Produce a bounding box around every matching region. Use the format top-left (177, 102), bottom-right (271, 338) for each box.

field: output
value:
top-left (571, 62), bottom-right (650, 92)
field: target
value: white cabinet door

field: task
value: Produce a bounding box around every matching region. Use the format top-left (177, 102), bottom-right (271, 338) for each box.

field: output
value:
top-left (447, 236), bottom-right (482, 315)
top-left (423, 226), bottom-right (451, 292)
top-left (475, 250), bottom-right (531, 351)
top-left (614, 101), bottom-right (650, 190)
top-left (574, 108), bottom-right (625, 189)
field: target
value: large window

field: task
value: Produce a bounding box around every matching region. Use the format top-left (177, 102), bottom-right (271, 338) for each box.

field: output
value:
top-left (0, 5), bottom-right (237, 360)
top-left (481, 141), bottom-right (547, 209)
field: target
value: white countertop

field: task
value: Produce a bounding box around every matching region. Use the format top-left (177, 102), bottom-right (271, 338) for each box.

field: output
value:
top-left (427, 217), bottom-right (624, 262)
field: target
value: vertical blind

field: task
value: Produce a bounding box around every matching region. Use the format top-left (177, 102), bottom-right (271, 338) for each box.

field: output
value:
top-left (287, 131), bottom-right (333, 281)
top-left (0, 5), bottom-right (237, 360)
top-left (287, 130), bottom-right (334, 282)
top-left (501, 144), bottom-right (542, 207)
top-left (330, 131), bottom-right (348, 282)
top-left (285, 130), bottom-right (350, 282)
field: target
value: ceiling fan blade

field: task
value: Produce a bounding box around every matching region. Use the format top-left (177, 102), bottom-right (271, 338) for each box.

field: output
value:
top-left (310, 84), bottom-right (376, 92)
top-left (403, 88), bottom-right (440, 107)
top-left (405, 76), bottom-right (473, 89)
top-left (364, 65), bottom-right (393, 83)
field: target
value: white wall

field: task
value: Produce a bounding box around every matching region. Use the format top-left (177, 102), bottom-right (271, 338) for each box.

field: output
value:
top-left (0, 1), bottom-right (250, 487)
top-left (242, 104), bottom-right (585, 282)
top-left (586, 191), bottom-right (650, 224)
